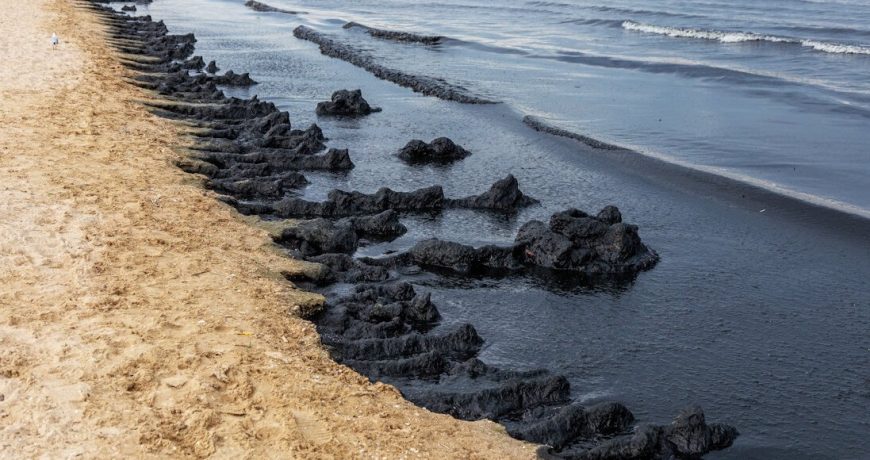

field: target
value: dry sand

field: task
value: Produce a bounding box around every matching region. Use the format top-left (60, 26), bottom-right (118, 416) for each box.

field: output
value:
top-left (0, 1), bottom-right (535, 458)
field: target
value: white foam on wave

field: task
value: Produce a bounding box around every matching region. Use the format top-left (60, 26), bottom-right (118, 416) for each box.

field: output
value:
top-left (575, 389), bottom-right (615, 403)
top-left (622, 21), bottom-right (870, 55)
top-left (801, 40), bottom-right (870, 55)
top-left (622, 20), bottom-right (789, 44)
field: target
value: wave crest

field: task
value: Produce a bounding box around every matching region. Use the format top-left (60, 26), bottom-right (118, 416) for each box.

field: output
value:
top-left (622, 21), bottom-right (870, 55)
top-left (802, 40), bottom-right (870, 55)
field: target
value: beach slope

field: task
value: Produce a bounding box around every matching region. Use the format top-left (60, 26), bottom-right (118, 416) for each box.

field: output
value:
top-left (0, 1), bottom-right (533, 457)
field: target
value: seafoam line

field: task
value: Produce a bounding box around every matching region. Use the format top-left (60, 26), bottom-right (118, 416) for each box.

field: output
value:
top-left (622, 21), bottom-right (870, 55)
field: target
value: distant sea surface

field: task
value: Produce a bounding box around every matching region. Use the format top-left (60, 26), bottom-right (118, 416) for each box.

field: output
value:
top-left (277, 0), bottom-right (870, 216)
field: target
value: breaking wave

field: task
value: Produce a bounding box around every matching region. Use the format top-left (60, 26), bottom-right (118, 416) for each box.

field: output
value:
top-left (622, 21), bottom-right (870, 55)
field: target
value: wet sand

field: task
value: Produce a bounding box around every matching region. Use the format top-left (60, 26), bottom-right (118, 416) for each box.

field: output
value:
top-left (0, 1), bottom-right (535, 457)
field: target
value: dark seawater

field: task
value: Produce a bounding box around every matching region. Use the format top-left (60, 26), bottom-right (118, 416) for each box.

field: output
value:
top-left (205, 0), bottom-right (870, 217)
top-left (130, 0), bottom-right (868, 458)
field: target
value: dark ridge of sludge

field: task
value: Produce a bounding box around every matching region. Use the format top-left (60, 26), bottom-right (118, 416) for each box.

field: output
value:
top-left (343, 21), bottom-right (444, 45)
top-left (524, 115), bottom-right (623, 151)
top-left (83, 1), bottom-right (737, 457)
top-left (232, 173), bottom-right (538, 219)
top-left (91, 0), bottom-right (153, 4)
top-left (292, 25), bottom-right (497, 104)
top-left (244, 0), bottom-right (304, 15)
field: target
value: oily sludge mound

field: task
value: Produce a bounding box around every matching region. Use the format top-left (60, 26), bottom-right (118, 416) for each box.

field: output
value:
top-left (135, 68), bottom-right (257, 91)
top-left (446, 174), bottom-right (539, 211)
top-left (244, 0), bottom-right (303, 15)
top-left (84, 2), bottom-right (738, 458)
top-left (516, 206), bottom-right (659, 275)
top-left (210, 70), bottom-right (258, 86)
top-left (397, 137), bottom-right (471, 164)
top-left (237, 174), bottom-right (537, 219)
top-left (367, 206), bottom-right (657, 277)
top-left (275, 210), bottom-right (407, 257)
top-left (88, 7), bottom-right (341, 204)
top-left (316, 89), bottom-right (382, 117)
top-left (552, 406), bottom-right (739, 460)
top-left (181, 55), bottom-right (206, 71)
top-left (92, 0), bottom-right (152, 4)
top-left (313, 281), bottom-right (737, 457)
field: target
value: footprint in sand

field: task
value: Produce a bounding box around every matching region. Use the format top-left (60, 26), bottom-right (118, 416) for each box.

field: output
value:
top-left (290, 410), bottom-right (331, 445)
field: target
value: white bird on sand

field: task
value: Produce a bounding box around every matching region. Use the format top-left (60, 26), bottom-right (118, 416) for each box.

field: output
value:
top-left (50, 33), bottom-right (59, 48)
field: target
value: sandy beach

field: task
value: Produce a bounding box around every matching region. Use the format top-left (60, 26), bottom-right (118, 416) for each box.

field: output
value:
top-left (0, 1), bottom-right (534, 457)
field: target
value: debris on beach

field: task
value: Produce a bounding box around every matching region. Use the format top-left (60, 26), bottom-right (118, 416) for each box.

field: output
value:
top-left (81, 2), bottom-right (736, 457)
